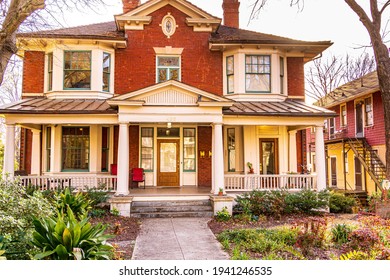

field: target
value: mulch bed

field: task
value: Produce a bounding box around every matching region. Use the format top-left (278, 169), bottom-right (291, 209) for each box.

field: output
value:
top-left (90, 214), bottom-right (141, 260)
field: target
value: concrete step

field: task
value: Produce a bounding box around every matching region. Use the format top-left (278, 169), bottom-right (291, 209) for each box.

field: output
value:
top-left (130, 199), bottom-right (213, 218)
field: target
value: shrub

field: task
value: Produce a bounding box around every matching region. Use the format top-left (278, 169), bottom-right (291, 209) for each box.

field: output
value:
top-left (331, 223), bottom-right (352, 245)
top-left (348, 227), bottom-right (381, 252)
top-left (285, 190), bottom-right (330, 214)
top-left (31, 207), bottom-right (114, 260)
top-left (56, 188), bottom-right (92, 219)
top-left (85, 187), bottom-right (110, 208)
top-left (216, 207), bottom-right (231, 222)
top-left (294, 217), bottom-right (328, 256)
top-left (0, 178), bottom-right (55, 259)
top-left (329, 192), bottom-right (357, 213)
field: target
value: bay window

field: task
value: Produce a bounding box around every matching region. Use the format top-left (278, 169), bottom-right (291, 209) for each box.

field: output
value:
top-left (245, 55), bottom-right (271, 92)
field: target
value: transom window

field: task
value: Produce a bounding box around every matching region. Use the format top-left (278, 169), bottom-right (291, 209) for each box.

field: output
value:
top-left (64, 51), bottom-right (91, 89)
top-left (157, 56), bottom-right (180, 83)
top-left (245, 55), bottom-right (271, 92)
top-left (62, 127), bottom-right (90, 171)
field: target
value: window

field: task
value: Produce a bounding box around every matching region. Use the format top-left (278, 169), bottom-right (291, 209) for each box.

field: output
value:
top-left (340, 104), bottom-right (347, 127)
top-left (62, 127), bottom-right (90, 171)
top-left (64, 51), bottom-right (91, 89)
top-left (280, 57), bottom-right (284, 94)
top-left (157, 56), bottom-right (180, 83)
top-left (102, 53), bottom-right (111, 92)
top-left (344, 152), bottom-right (349, 173)
top-left (329, 118), bottom-right (335, 139)
top-left (141, 128), bottom-right (154, 171)
top-left (46, 126), bottom-right (51, 171)
top-left (227, 128), bottom-right (236, 172)
top-left (226, 56), bottom-right (234, 93)
top-left (245, 55), bottom-right (271, 92)
top-left (47, 53), bottom-right (53, 91)
top-left (183, 128), bottom-right (196, 172)
top-left (101, 127), bottom-right (109, 172)
top-left (365, 97), bottom-right (373, 126)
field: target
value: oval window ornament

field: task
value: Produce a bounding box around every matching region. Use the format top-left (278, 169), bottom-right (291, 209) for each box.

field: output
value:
top-left (161, 13), bottom-right (177, 38)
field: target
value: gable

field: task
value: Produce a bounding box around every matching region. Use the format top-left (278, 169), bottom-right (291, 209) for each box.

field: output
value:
top-left (115, 0), bottom-right (221, 32)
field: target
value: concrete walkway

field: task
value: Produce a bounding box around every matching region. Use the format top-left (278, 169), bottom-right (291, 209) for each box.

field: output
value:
top-left (132, 218), bottom-right (229, 260)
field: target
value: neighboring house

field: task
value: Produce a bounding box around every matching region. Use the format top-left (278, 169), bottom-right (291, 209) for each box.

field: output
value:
top-left (308, 71), bottom-right (385, 196)
top-left (0, 0), bottom-right (335, 216)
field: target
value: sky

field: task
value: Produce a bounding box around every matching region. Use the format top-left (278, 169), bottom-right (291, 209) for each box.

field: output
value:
top-left (62, 0), bottom-right (389, 60)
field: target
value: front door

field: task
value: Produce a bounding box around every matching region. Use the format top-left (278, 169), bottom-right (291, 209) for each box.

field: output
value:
top-left (356, 101), bottom-right (364, 137)
top-left (259, 138), bottom-right (278, 174)
top-left (157, 139), bottom-right (180, 186)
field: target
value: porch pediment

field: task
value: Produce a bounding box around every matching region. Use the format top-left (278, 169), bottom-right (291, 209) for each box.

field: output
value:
top-left (108, 80), bottom-right (233, 107)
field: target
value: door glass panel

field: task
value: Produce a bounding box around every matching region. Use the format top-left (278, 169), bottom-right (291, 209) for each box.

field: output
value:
top-left (261, 141), bottom-right (275, 174)
top-left (160, 143), bottom-right (176, 172)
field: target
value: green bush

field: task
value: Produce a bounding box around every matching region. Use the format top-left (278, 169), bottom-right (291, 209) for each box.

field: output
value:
top-left (216, 207), bottom-right (231, 222)
top-left (329, 192), bottom-right (357, 213)
top-left (85, 187), bottom-right (110, 208)
top-left (31, 207), bottom-right (114, 260)
top-left (285, 190), bottom-right (329, 214)
top-left (331, 223), bottom-right (352, 244)
top-left (56, 188), bottom-right (92, 219)
top-left (0, 178), bottom-right (55, 259)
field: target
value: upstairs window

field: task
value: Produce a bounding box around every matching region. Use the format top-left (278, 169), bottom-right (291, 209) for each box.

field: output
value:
top-left (329, 118), bottom-right (335, 139)
top-left (279, 57), bottom-right (284, 94)
top-left (340, 104), bottom-right (347, 127)
top-left (226, 56), bottom-right (234, 94)
top-left (365, 97), bottom-right (373, 126)
top-left (157, 56), bottom-right (180, 83)
top-left (64, 51), bottom-right (91, 89)
top-left (47, 53), bottom-right (53, 91)
top-left (102, 53), bottom-right (111, 92)
top-left (245, 55), bottom-right (271, 92)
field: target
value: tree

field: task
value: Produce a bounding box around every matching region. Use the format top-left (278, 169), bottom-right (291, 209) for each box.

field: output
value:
top-left (306, 53), bottom-right (376, 104)
top-left (251, 0), bottom-right (390, 179)
top-left (0, 0), bottom-right (109, 86)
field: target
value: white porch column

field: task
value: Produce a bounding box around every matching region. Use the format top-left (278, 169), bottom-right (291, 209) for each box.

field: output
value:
top-left (289, 130), bottom-right (297, 173)
top-left (116, 123), bottom-right (129, 196)
top-left (315, 126), bottom-right (326, 191)
top-left (31, 129), bottom-right (41, 175)
top-left (3, 124), bottom-right (15, 177)
top-left (213, 123), bottom-right (224, 195)
top-left (211, 124), bottom-right (215, 193)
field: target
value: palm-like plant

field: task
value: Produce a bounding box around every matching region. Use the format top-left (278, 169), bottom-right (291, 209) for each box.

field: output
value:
top-left (31, 207), bottom-right (114, 260)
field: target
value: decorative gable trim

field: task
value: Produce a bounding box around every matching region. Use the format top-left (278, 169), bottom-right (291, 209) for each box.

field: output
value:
top-left (115, 0), bottom-right (221, 32)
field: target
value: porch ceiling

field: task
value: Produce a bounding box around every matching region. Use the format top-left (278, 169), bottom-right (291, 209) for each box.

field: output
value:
top-left (223, 99), bottom-right (337, 118)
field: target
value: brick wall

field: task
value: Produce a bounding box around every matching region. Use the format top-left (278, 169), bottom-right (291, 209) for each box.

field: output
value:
top-left (115, 4), bottom-right (223, 95)
top-left (197, 126), bottom-right (212, 187)
top-left (287, 57), bottom-right (304, 98)
top-left (22, 51), bottom-right (45, 93)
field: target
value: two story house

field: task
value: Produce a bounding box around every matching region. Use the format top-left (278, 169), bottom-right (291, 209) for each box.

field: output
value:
top-left (308, 71), bottom-right (385, 196)
top-left (0, 0), bottom-right (335, 216)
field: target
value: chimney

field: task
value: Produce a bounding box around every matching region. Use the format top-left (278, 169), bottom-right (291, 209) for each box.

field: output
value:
top-left (122, 0), bottom-right (141, 13)
top-left (222, 0), bottom-right (240, 28)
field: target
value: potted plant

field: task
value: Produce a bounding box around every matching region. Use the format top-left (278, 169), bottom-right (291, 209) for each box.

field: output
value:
top-left (247, 162), bottom-right (254, 174)
top-left (218, 188), bottom-right (224, 196)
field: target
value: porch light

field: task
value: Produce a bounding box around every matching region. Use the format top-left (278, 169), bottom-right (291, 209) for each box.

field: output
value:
top-left (167, 122), bottom-right (172, 128)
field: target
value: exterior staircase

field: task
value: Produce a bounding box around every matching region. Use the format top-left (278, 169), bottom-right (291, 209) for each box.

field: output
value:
top-left (130, 199), bottom-right (214, 218)
top-left (346, 137), bottom-right (386, 192)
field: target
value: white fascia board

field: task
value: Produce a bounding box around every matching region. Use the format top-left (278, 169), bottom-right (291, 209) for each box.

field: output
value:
top-left (223, 115), bottom-right (326, 126)
top-left (5, 114), bottom-right (118, 125)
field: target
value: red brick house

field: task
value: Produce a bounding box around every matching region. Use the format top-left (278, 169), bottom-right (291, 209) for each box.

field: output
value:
top-left (0, 0), bottom-right (334, 216)
top-left (307, 71), bottom-right (385, 195)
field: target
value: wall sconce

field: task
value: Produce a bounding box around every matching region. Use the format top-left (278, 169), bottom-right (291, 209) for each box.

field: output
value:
top-left (199, 151), bottom-right (205, 158)
top-left (167, 122), bottom-right (172, 128)
top-left (208, 151), bottom-right (212, 158)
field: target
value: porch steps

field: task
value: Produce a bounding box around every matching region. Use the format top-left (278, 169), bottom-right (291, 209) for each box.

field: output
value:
top-left (130, 199), bottom-right (214, 218)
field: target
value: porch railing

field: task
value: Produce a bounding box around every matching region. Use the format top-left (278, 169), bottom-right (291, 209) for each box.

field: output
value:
top-left (224, 174), bottom-right (317, 192)
top-left (18, 175), bottom-right (117, 192)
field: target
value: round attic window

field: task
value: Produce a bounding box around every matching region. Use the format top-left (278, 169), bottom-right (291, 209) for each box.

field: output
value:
top-left (161, 13), bottom-right (177, 38)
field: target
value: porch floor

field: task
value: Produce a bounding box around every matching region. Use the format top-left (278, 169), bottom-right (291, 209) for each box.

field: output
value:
top-left (128, 186), bottom-right (212, 197)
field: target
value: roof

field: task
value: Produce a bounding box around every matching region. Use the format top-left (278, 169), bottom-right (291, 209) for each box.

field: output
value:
top-left (210, 25), bottom-right (331, 46)
top-left (223, 99), bottom-right (336, 117)
top-left (17, 21), bottom-right (125, 41)
top-left (315, 71), bottom-right (379, 108)
top-left (0, 98), bottom-right (117, 114)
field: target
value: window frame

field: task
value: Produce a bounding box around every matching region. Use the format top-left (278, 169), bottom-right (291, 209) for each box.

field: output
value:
top-left (46, 126), bottom-right (51, 172)
top-left (227, 128), bottom-right (236, 172)
top-left (329, 117), bottom-right (336, 139)
top-left (183, 128), bottom-right (196, 172)
top-left (63, 50), bottom-right (92, 90)
top-left (279, 57), bottom-right (284, 95)
top-left (364, 96), bottom-right (373, 127)
top-left (340, 104), bottom-right (347, 127)
top-left (156, 55), bottom-right (181, 83)
top-left (61, 126), bottom-right (90, 172)
top-left (101, 127), bottom-right (110, 172)
top-left (140, 127), bottom-right (154, 172)
top-left (226, 56), bottom-right (234, 94)
top-left (102, 52), bottom-right (111, 92)
top-left (245, 54), bottom-right (271, 93)
top-left (47, 53), bottom-right (53, 91)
